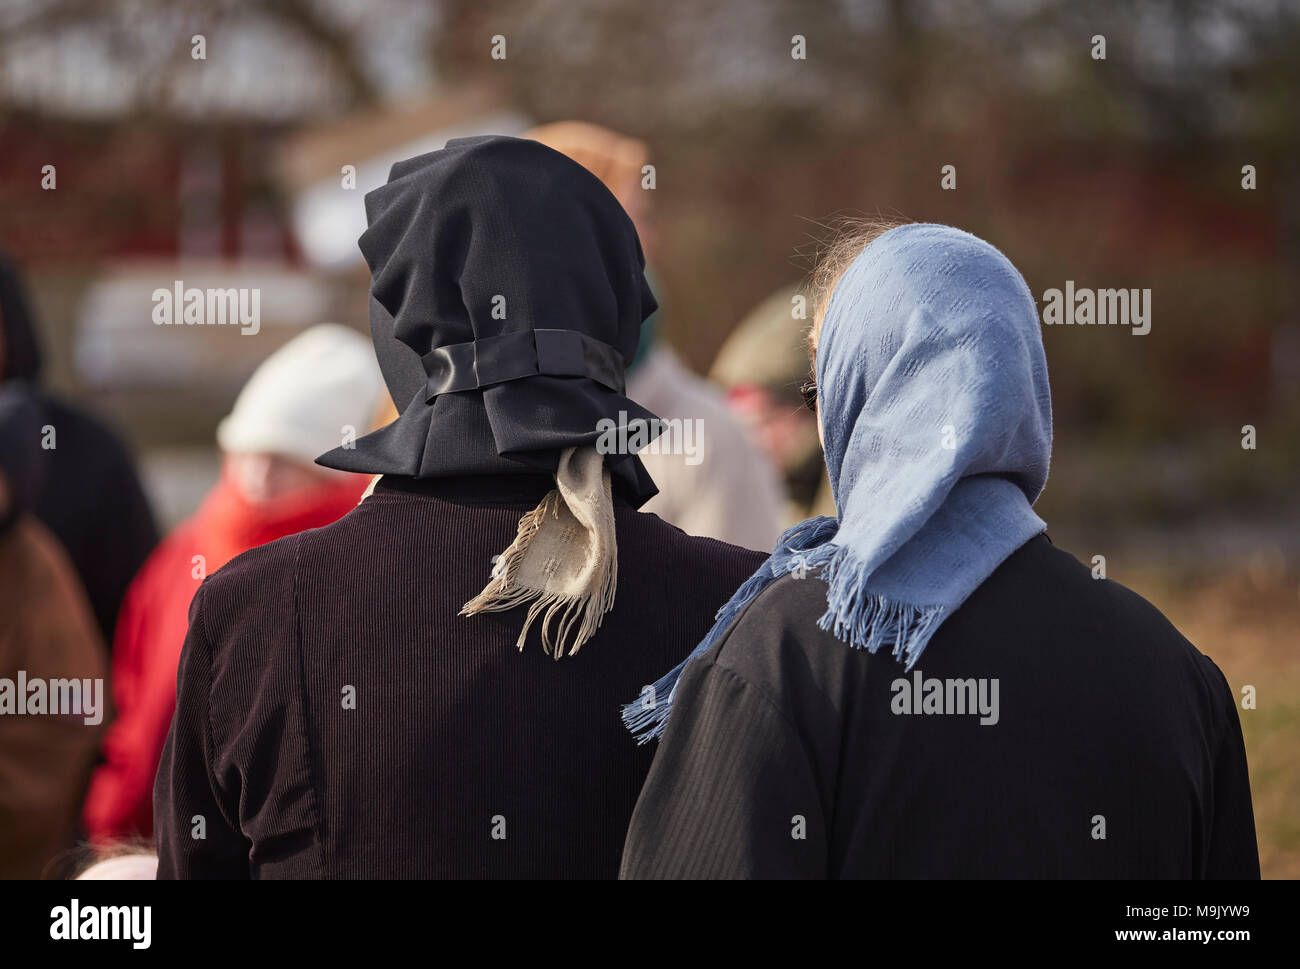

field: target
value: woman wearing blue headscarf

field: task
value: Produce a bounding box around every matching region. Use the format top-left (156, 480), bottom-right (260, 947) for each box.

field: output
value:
top-left (620, 222), bottom-right (1258, 879)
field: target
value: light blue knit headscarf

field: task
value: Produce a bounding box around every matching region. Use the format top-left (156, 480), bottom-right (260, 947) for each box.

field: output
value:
top-left (623, 223), bottom-right (1053, 743)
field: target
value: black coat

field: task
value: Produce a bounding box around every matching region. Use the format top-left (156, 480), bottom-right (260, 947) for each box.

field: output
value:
top-left (33, 396), bottom-right (158, 645)
top-left (620, 534), bottom-right (1260, 879)
top-left (0, 253), bottom-right (158, 646)
top-left (153, 473), bottom-right (766, 879)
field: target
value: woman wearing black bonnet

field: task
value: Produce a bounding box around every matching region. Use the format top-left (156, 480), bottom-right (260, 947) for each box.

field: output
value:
top-left (152, 135), bottom-right (766, 879)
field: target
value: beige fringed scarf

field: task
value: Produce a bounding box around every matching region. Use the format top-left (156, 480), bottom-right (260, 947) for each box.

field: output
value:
top-left (460, 446), bottom-right (617, 658)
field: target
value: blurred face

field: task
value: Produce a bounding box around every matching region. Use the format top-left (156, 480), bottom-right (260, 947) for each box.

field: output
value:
top-left (725, 384), bottom-right (819, 471)
top-left (224, 452), bottom-right (331, 505)
top-left (613, 172), bottom-right (656, 261)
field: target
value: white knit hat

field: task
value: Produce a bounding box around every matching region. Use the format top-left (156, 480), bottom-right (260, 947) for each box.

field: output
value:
top-left (217, 323), bottom-right (385, 466)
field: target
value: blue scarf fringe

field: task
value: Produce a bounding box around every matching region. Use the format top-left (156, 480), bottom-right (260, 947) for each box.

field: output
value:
top-left (815, 540), bottom-right (947, 671)
top-left (621, 515), bottom-right (942, 745)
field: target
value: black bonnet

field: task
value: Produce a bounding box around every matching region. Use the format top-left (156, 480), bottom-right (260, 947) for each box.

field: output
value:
top-left (317, 134), bottom-right (660, 506)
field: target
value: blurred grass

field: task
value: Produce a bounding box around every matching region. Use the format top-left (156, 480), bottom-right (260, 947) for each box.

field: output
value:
top-left (1131, 560), bottom-right (1300, 879)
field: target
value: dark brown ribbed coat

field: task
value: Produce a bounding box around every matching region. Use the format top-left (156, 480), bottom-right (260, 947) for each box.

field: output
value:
top-left (0, 517), bottom-right (107, 879)
top-left (153, 473), bottom-right (766, 879)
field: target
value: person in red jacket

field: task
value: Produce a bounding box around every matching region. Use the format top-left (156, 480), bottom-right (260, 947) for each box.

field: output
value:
top-left (82, 324), bottom-right (385, 844)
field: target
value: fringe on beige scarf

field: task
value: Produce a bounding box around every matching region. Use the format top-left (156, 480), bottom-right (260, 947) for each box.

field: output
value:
top-left (460, 446), bottom-right (617, 658)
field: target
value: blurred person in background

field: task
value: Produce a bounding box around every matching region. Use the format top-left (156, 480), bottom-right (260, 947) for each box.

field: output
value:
top-left (0, 252), bottom-right (158, 650)
top-left (621, 222), bottom-right (1258, 879)
top-left (0, 385), bottom-right (108, 879)
top-left (82, 324), bottom-right (385, 845)
top-left (525, 121), bottom-right (785, 552)
top-left (710, 285), bottom-right (835, 523)
top-left (76, 849), bottom-right (157, 880)
top-left (153, 136), bottom-right (766, 878)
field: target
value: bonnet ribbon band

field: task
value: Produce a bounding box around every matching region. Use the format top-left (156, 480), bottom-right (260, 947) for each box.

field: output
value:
top-left (422, 329), bottom-right (626, 401)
